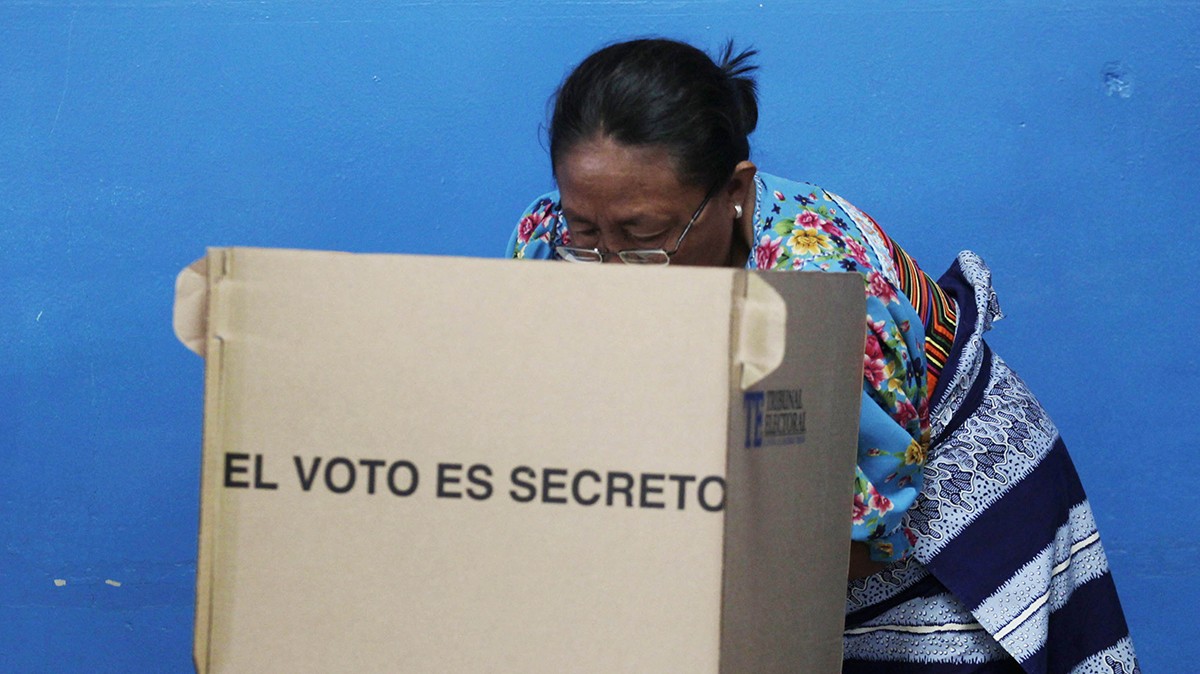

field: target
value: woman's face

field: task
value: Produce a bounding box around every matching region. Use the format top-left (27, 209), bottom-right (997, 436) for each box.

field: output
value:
top-left (555, 135), bottom-right (750, 267)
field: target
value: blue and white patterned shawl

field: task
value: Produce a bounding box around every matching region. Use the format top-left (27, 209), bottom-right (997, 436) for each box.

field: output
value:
top-left (843, 252), bottom-right (1139, 674)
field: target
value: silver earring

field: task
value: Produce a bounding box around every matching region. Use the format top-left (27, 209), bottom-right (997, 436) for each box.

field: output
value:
top-left (734, 203), bottom-right (743, 219)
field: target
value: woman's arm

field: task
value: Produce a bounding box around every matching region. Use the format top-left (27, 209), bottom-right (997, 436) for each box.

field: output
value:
top-left (848, 541), bottom-right (889, 580)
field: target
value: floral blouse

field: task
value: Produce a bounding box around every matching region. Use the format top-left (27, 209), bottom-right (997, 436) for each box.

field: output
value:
top-left (507, 172), bottom-right (940, 563)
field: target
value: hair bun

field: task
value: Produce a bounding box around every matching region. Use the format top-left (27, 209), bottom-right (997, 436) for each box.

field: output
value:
top-left (717, 40), bottom-right (760, 138)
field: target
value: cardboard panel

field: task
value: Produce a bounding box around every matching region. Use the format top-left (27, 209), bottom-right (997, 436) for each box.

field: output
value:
top-left (190, 248), bottom-right (863, 673)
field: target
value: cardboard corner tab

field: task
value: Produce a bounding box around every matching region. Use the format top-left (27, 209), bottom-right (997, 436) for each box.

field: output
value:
top-left (191, 247), bottom-right (865, 673)
top-left (173, 256), bottom-right (209, 356)
top-left (734, 273), bottom-right (787, 389)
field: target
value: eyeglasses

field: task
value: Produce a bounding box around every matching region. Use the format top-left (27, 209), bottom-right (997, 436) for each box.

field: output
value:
top-left (554, 181), bottom-right (720, 265)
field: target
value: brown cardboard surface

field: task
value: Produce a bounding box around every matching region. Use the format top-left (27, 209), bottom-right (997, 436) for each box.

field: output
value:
top-left (187, 247), bottom-right (863, 673)
top-left (720, 271), bottom-right (864, 673)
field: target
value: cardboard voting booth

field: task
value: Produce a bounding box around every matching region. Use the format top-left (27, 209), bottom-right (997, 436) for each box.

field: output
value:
top-left (174, 248), bottom-right (865, 673)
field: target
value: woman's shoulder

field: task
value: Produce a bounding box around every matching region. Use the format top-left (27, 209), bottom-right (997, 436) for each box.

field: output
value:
top-left (754, 172), bottom-right (907, 297)
top-left (755, 172), bottom-right (864, 225)
top-left (750, 172), bottom-right (888, 275)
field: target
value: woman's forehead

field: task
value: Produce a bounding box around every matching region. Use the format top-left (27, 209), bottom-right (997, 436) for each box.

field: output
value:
top-left (557, 136), bottom-right (701, 216)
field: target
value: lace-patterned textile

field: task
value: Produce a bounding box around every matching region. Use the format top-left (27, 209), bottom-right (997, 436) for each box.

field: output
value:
top-left (842, 253), bottom-right (1139, 673)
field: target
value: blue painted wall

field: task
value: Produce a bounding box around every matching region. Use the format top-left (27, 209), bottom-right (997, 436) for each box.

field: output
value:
top-left (2, 2), bottom-right (1196, 671)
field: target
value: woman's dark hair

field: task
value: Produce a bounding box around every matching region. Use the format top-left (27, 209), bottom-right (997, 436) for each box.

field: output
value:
top-left (549, 38), bottom-right (759, 189)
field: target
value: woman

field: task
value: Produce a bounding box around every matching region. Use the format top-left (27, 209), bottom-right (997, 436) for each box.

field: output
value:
top-left (508, 38), bottom-right (1138, 673)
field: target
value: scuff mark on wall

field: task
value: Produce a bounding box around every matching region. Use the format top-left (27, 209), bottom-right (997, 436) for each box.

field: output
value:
top-left (1103, 61), bottom-right (1133, 98)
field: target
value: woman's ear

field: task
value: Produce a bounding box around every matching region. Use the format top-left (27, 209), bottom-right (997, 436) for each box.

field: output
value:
top-left (728, 160), bottom-right (758, 248)
top-left (727, 160), bottom-right (758, 203)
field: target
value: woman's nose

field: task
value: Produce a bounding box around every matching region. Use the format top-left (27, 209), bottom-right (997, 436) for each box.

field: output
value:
top-left (591, 231), bottom-right (629, 264)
